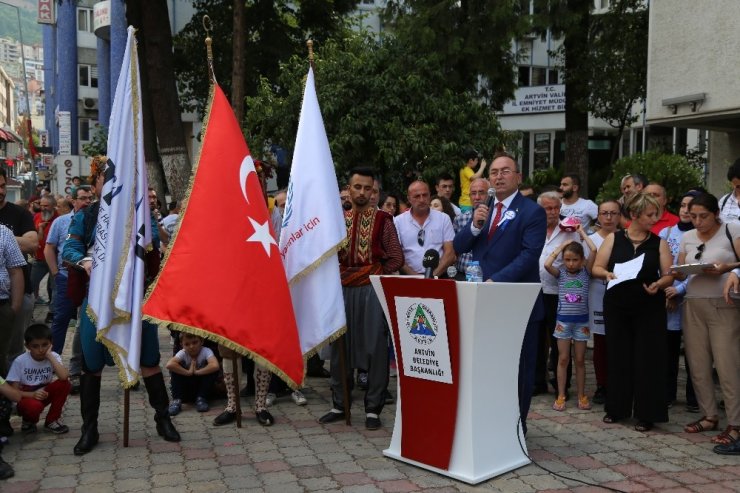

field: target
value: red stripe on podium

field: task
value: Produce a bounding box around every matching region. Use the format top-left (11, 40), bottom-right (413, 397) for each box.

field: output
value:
top-left (380, 277), bottom-right (460, 470)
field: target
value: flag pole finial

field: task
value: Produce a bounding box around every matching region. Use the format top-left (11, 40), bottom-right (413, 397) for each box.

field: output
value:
top-left (203, 15), bottom-right (217, 84)
top-left (307, 39), bottom-right (315, 69)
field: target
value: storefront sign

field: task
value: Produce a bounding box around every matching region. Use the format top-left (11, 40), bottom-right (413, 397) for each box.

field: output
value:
top-left (503, 85), bottom-right (566, 115)
top-left (58, 111), bottom-right (71, 155)
top-left (37, 0), bottom-right (55, 24)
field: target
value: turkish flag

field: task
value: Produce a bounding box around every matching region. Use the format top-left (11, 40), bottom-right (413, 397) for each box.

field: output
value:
top-left (143, 85), bottom-right (304, 387)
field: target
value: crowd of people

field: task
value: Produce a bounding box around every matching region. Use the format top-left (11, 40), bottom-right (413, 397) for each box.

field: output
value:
top-left (0, 152), bottom-right (739, 480)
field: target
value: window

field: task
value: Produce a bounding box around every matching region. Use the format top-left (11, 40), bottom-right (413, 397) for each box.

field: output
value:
top-left (78, 65), bottom-right (98, 88)
top-left (518, 67), bottom-right (560, 87)
top-left (531, 67), bottom-right (546, 86)
top-left (518, 66), bottom-right (531, 87)
top-left (79, 118), bottom-right (98, 143)
top-left (77, 8), bottom-right (93, 33)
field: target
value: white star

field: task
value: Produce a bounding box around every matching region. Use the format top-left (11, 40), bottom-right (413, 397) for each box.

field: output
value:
top-left (246, 217), bottom-right (277, 257)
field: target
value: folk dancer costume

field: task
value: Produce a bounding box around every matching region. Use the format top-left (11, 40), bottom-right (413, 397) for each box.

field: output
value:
top-left (328, 207), bottom-right (403, 424)
top-left (62, 159), bottom-right (179, 456)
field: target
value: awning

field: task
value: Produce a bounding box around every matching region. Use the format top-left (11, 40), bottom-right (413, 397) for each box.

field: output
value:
top-left (0, 127), bottom-right (21, 143)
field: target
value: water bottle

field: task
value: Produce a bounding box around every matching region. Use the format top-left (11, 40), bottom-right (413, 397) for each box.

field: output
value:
top-left (465, 261), bottom-right (483, 282)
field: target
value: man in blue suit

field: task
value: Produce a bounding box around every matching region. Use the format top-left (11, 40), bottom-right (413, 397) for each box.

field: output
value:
top-left (453, 152), bottom-right (546, 435)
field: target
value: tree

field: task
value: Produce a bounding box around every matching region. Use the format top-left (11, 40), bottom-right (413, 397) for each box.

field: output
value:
top-left (127, 0), bottom-right (191, 202)
top-left (173, 0), bottom-right (357, 121)
top-left (587, 0), bottom-right (648, 164)
top-left (383, 0), bottom-right (527, 109)
top-left (245, 33), bottom-right (516, 192)
top-left (533, 0), bottom-right (591, 195)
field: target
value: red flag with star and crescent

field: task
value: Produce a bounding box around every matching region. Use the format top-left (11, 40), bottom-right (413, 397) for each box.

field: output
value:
top-left (143, 85), bottom-right (304, 388)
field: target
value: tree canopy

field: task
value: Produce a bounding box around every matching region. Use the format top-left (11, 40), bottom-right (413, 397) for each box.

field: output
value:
top-left (246, 32), bottom-right (515, 193)
top-left (173, 0), bottom-right (357, 117)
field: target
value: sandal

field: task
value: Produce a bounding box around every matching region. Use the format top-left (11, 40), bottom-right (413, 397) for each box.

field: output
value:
top-left (635, 421), bottom-right (653, 432)
top-left (603, 414), bottom-right (619, 424)
top-left (711, 425), bottom-right (740, 445)
top-left (684, 416), bottom-right (719, 433)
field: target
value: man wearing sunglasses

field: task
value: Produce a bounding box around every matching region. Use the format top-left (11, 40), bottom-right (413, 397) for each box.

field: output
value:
top-left (394, 181), bottom-right (456, 277)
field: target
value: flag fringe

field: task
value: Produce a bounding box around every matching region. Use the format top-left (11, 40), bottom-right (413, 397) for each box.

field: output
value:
top-left (96, 331), bottom-right (140, 389)
top-left (302, 324), bottom-right (346, 361)
top-left (142, 314), bottom-right (304, 389)
top-left (287, 238), bottom-right (347, 286)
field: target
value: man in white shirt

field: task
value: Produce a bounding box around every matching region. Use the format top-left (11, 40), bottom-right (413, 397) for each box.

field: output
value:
top-left (560, 174), bottom-right (598, 231)
top-left (719, 159), bottom-right (740, 225)
top-left (394, 181), bottom-right (455, 277)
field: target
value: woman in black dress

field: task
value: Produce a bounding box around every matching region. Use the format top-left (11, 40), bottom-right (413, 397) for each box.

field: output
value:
top-left (592, 193), bottom-right (675, 431)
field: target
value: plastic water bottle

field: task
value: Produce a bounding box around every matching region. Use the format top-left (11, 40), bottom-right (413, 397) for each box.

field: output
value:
top-left (465, 261), bottom-right (483, 282)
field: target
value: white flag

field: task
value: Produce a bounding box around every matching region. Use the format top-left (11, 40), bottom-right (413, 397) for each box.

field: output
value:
top-left (279, 67), bottom-right (347, 355)
top-left (87, 26), bottom-right (149, 387)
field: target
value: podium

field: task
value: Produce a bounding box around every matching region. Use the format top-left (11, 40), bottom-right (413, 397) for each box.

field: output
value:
top-left (370, 276), bottom-right (541, 484)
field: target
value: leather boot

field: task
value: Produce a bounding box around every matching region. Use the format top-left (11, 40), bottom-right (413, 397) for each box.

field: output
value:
top-left (143, 372), bottom-right (181, 442)
top-left (73, 374), bottom-right (101, 456)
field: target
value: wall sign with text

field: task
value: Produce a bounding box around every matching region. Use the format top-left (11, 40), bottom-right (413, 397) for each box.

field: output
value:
top-left (502, 85), bottom-right (565, 115)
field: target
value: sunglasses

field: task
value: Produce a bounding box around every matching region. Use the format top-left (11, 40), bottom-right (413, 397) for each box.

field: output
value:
top-left (417, 229), bottom-right (425, 247)
top-left (695, 243), bottom-right (705, 261)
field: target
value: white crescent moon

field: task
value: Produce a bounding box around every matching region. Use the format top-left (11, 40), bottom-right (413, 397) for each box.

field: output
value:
top-left (239, 155), bottom-right (257, 203)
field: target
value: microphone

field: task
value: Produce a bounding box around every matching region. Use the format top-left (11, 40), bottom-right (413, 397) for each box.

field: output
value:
top-left (476, 188), bottom-right (496, 227)
top-left (422, 249), bottom-right (440, 279)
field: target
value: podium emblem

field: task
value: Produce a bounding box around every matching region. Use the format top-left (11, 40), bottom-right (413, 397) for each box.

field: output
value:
top-left (406, 303), bottom-right (438, 345)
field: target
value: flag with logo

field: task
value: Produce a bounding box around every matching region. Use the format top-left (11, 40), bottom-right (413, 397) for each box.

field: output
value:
top-left (87, 26), bottom-right (148, 388)
top-left (142, 84), bottom-right (304, 388)
top-left (279, 67), bottom-right (347, 355)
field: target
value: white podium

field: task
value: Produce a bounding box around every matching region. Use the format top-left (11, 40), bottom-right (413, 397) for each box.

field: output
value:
top-left (370, 276), bottom-right (541, 484)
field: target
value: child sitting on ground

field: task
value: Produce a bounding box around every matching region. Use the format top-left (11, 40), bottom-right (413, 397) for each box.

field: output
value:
top-left (166, 333), bottom-right (220, 415)
top-left (6, 323), bottom-right (71, 434)
top-left (544, 227), bottom-right (597, 412)
top-left (0, 375), bottom-right (22, 479)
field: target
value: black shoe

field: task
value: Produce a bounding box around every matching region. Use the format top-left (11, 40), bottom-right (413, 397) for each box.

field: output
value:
top-left (143, 373), bottom-right (181, 442)
top-left (45, 312), bottom-right (54, 324)
top-left (592, 386), bottom-right (606, 404)
top-left (0, 419), bottom-right (13, 437)
top-left (357, 371), bottom-right (368, 391)
top-left (69, 375), bottom-right (81, 396)
top-left (154, 412), bottom-right (181, 442)
top-left (256, 410), bottom-right (274, 426)
top-left (365, 416), bottom-right (381, 430)
top-left (635, 421), bottom-right (653, 432)
top-left (74, 374), bottom-right (101, 456)
top-left (713, 439), bottom-right (740, 455)
top-left (685, 403), bottom-right (700, 413)
top-left (0, 456), bottom-right (13, 480)
top-left (318, 411), bottom-right (345, 424)
top-left (213, 410), bottom-right (237, 426)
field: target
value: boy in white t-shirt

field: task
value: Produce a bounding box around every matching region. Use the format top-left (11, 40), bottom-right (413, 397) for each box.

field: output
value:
top-left (6, 324), bottom-right (71, 434)
top-left (165, 333), bottom-right (219, 415)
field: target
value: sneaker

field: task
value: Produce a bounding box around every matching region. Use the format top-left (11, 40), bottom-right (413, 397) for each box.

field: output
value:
top-left (256, 410), bottom-right (274, 426)
top-left (552, 396), bottom-right (566, 412)
top-left (21, 421), bottom-right (37, 434)
top-left (195, 397), bottom-right (209, 413)
top-left (365, 415), bottom-right (381, 430)
top-left (265, 393), bottom-right (277, 407)
top-left (577, 395), bottom-right (592, 410)
top-left (291, 390), bottom-right (307, 406)
top-left (34, 297), bottom-right (49, 306)
top-left (592, 386), bottom-right (606, 405)
top-left (168, 399), bottom-right (182, 416)
top-left (44, 420), bottom-right (69, 434)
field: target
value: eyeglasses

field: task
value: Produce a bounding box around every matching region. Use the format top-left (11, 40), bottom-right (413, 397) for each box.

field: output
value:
top-left (599, 211), bottom-right (620, 217)
top-left (489, 168), bottom-right (515, 178)
top-left (417, 229), bottom-right (425, 247)
top-left (695, 243), bottom-right (705, 261)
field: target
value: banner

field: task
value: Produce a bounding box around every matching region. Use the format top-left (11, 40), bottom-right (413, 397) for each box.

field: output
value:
top-left (143, 84), bottom-right (304, 388)
top-left (87, 26), bottom-right (148, 387)
top-left (279, 67), bottom-right (347, 355)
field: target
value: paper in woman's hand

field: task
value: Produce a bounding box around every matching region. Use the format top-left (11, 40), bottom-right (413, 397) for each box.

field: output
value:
top-left (607, 254), bottom-right (645, 290)
top-left (670, 263), bottom-right (714, 275)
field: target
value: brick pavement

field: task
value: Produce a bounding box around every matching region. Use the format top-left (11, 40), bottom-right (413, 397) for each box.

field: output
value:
top-left (1, 303), bottom-right (738, 492)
